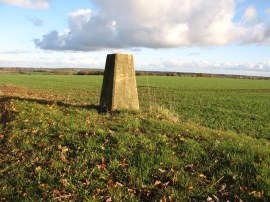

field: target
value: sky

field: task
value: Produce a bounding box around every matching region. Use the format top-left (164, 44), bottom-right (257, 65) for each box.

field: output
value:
top-left (0, 0), bottom-right (270, 76)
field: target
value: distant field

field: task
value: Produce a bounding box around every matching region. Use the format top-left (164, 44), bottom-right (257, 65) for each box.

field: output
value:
top-left (1, 74), bottom-right (270, 201)
top-left (1, 74), bottom-right (270, 139)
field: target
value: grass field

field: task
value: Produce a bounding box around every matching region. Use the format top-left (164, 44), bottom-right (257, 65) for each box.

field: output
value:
top-left (1, 74), bottom-right (270, 201)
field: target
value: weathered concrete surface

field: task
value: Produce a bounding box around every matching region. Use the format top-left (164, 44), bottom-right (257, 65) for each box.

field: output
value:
top-left (99, 54), bottom-right (140, 111)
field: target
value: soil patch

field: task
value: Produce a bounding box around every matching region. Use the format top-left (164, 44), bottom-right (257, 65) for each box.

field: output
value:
top-left (0, 85), bottom-right (37, 98)
top-left (0, 85), bottom-right (56, 103)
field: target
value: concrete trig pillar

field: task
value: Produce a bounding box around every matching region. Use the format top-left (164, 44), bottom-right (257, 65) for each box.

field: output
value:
top-left (99, 54), bottom-right (140, 111)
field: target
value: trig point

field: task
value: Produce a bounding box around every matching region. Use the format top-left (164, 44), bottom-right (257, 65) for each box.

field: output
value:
top-left (99, 54), bottom-right (140, 112)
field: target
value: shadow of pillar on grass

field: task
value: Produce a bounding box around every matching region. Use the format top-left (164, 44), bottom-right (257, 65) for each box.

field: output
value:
top-left (0, 96), bottom-right (100, 112)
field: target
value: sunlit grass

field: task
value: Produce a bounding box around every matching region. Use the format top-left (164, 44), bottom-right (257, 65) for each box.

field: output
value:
top-left (1, 74), bottom-right (270, 201)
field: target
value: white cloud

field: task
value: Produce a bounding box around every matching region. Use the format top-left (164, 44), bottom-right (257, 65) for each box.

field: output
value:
top-left (0, 49), bottom-right (33, 54)
top-left (34, 0), bottom-right (270, 51)
top-left (242, 6), bottom-right (257, 23)
top-left (162, 59), bottom-right (270, 73)
top-left (134, 58), bottom-right (270, 77)
top-left (26, 16), bottom-right (44, 26)
top-left (0, 0), bottom-right (50, 9)
top-left (0, 51), bottom-right (103, 68)
top-left (0, 49), bottom-right (269, 77)
top-left (188, 52), bottom-right (200, 56)
top-left (265, 8), bottom-right (270, 16)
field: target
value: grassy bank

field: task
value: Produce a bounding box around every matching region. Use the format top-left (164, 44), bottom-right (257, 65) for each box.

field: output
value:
top-left (1, 75), bottom-right (270, 201)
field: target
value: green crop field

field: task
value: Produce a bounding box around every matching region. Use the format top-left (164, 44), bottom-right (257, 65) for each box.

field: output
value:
top-left (1, 74), bottom-right (270, 201)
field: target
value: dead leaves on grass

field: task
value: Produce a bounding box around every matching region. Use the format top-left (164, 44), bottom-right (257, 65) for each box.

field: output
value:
top-left (97, 158), bottom-right (108, 172)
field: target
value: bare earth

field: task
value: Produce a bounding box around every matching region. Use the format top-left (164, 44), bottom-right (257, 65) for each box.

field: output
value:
top-left (0, 85), bottom-right (47, 100)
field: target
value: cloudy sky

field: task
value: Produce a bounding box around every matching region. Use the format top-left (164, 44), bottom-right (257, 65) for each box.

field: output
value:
top-left (0, 0), bottom-right (270, 76)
